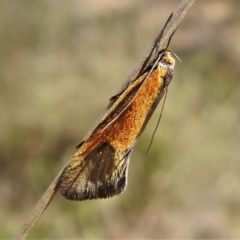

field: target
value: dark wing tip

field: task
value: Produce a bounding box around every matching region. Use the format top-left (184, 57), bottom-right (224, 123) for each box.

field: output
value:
top-left (59, 142), bottom-right (129, 201)
top-left (59, 173), bottom-right (127, 201)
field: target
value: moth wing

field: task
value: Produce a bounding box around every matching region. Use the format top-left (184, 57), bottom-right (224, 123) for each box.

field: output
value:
top-left (59, 142), bottom-right (131, 201)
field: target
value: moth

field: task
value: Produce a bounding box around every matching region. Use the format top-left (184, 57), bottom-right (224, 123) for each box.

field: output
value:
top-left (58, 16), bottom-right (176, 201)
top-left (14, 12), bottom-right (183, 240)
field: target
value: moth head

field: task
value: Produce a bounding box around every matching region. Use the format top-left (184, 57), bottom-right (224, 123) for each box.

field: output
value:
top-left (161, 50), bottom-right (176, 70)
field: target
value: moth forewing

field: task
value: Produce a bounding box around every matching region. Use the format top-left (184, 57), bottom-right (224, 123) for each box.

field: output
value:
top-left (59, 50), bottom-right (176, 201)
top-left (132, 50), bottom-right (176, 143)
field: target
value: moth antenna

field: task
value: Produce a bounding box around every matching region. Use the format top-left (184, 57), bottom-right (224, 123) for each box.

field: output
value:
top-left (145, 88), bottom-right (168, 155)
top-left (166, 26), bottom-right (178, 49)
top-left (154, 13), bottom-right (174, 57)
top-left (171, 51), bottom-right (182, 62)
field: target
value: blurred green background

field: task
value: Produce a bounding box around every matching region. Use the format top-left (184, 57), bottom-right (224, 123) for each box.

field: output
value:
top-left (1, 0), bottom-right (240, 239)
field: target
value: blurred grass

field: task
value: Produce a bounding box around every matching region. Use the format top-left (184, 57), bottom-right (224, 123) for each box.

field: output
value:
top-left (1, 0), bottom-right (240, 239)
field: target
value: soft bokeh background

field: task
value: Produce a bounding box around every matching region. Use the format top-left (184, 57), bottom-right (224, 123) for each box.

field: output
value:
top-left (1, 0), bottom-right (240, 239)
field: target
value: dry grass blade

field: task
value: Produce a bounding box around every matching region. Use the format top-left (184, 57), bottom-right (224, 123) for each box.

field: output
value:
top-left (13, 0), bottom-right (196, 239)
